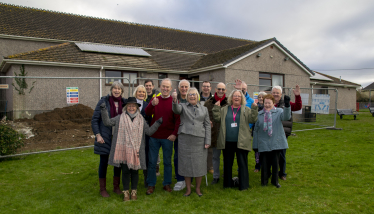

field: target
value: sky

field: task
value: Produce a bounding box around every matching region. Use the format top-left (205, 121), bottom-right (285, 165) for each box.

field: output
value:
top-left (3, 0), bottom-right (374, 88)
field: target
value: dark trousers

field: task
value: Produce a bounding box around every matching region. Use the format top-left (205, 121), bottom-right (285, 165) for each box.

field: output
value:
top-left (261, 150), bottom-right (281, 186)
top-left (98, 155), bottom-right (121, 178)
top-left (278, 149), bottom-right (287, 177)
top-left (174, 138), bottom-right (185, 182)
top-left (121, 164), bottom-right (139, 190)
top-left (222, 141), bottom-right (249, 190)
top-left (253, 149), bottom-right (261, 170)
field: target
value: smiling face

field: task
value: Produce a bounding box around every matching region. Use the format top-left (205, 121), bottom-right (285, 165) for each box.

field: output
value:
top-left (272, 88), bottom-right (282, 104)
top-left (111, 86), bottom-right (122, 98)
top-left (201, 82), bottom-right (211, 95)
top-left (258, 94), bottom-right (264, 104)
top-left (145, 81), bottom-right (154, 95)
top-left (160, 79), bottom-right (172, 97)
top-left (232, 91), bottom-right (242, 107)
top-left (136, 87), bottom-right (146, 100)
top-left (126, 103), bottom-right (138, 114)
top-left (187, 89), bottom-right (198, 106)
top-left (215, 83), bottom-right (226, 98)
top-left (264, 98), bottom-right (274, 111)
top-left (179, 81), bottom-right (190, 98)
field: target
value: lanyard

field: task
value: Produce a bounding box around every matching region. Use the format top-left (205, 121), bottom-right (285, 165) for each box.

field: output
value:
top-left (231, 106), bottom-right (241, 122)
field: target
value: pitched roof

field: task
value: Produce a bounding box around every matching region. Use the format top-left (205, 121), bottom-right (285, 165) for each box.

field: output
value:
top-left (312, 71), bottom-right (361, 86)
top-left (0, 3), bottom-right (253, 54)
top-left (363, 82), bottom-right (374, 90)
top-left (2, 43), bottom-right (202, 71)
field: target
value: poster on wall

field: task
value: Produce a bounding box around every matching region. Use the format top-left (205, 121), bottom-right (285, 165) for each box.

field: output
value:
top-left (66, 87), bottom-right (79, 104)
top-left (311, 94), bottom-right (330, 114)
top-left (253, 92), bottom-right (259, 103)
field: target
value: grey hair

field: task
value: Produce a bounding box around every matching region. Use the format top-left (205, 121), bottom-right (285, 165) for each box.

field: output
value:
top-left (179, 79), bottom-right (190, 88)
top-left (186, 87), bottom-right (200, 102)
top-left (133, 85), bottom-right (146, 97)
top-left (227, 89), bottom-right (247, 106)
top-left (110, 81), bottom-right (124, 96)
top-left (161, 78), bottom-right (172, 86)
top-left (272, 86), bottom-right (283, 94)
top-left (258, 91), bottom-right (267, 97)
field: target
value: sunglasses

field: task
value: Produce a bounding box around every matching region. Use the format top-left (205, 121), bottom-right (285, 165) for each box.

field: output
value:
top-left (217, 88), bottom-right (226, 91)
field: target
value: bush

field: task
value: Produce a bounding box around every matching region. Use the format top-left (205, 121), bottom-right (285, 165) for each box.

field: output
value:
top-left (0, 124), bottom-right (25, 156)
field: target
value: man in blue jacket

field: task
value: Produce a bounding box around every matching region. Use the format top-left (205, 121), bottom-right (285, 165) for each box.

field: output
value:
top-left (234, 79), bottom-right (254, 128)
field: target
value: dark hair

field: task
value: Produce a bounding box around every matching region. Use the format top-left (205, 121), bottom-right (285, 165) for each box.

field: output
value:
top-left (263, 94), bottom-right (275, 104)
top-left (144, 79), bottom-right (154, 86)
top-left (202, 81), bottom-right (211, 86)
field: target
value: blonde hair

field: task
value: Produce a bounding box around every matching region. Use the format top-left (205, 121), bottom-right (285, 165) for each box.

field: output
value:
top-left (186, 87), bottom-right (200, 102)
top-left (227, 89), bottom-right (246, 106)
top-left (133, 85), bottom-right (146, 97)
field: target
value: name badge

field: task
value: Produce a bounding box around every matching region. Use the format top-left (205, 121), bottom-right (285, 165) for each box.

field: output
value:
top-left (231, 123), bottom-right (237, 128)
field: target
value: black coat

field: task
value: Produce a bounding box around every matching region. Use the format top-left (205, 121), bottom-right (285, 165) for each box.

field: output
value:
top-left (91, 95), bottom-right (127, 155)
top-left (139, 100), bottom-right (152, 125)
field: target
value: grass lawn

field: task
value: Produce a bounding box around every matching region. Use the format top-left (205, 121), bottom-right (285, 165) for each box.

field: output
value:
top-left (1, 111), bottom-right (373, 213)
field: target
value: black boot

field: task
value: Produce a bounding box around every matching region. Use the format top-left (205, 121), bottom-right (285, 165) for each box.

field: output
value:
top-left (143, 170), bottom-right (148, 188)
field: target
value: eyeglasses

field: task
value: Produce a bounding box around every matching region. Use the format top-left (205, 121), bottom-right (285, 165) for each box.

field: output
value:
top-left (188, 94), bottom-right (197, 97)
top-left (217, 88), bottom-right (226, 91)
top-left (233, 95), bottom-right (241, 98)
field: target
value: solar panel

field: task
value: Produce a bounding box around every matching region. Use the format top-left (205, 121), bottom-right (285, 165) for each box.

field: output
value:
top-left (310, 73), bottom-right (333, 81)
top-left (75, 43), bottom-right (151, 57)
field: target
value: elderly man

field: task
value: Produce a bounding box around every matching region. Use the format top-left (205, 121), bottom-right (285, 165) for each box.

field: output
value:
top-left (145, 78), bottom-right (180, 195)
top-left (272, 85), bottom-right (302, 181)
top-left (204, 82), bottom-right (228, 184)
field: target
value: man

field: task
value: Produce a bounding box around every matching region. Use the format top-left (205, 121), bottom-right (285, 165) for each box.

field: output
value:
top-left (144, 79), bottom-right (160, 102)
top-left (173, 79), bottom-right (190, 191)
top-left (204, 82), bottom-right (228, 184)
top-left (272, 85), bottom-right (302, 181)
top-left (145, 78), bottom-right (180, 195)
top-left (200, 81), bottom-right (213, 105)
top-left (234, 79), bottom-right (255, 128)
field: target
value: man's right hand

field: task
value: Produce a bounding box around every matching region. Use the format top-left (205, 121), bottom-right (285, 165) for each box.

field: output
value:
top-left (171, 89), bottom-right (178, 103)
top-left (215, 100), bottom-right (221, 106)
top-left (152, 97), bottom-right (159, 106)
top-left (96, 135), bottom-right (105, 144)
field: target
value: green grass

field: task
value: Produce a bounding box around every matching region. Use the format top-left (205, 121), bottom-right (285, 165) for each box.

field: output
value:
top-left (1, 111), bottom-right (374, 213)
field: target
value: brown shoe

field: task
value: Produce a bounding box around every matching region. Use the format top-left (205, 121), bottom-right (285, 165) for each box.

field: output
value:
top-left (280, 176), bottom-right (287, 181)
top-left (113, 176), bottom-right (122, 195)
top-left (146, 186), bottom-right (155, 195)
top-left (131, 189), bottom-right (137, 201)
top-left (123, 190), bottom-right (130, 201)
top-left (163, 185), bottom-right (172, 192)
top-left (99, 178), bottom-right (110, 197)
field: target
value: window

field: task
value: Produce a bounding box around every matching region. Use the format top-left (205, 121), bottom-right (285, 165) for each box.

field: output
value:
top-left (105, 70), bottom-right (138, 86)
top-left (158, 73), bottom-right (168, 86)
top-left (259, 72), bottom-right (284, 92)
top-left (316, 86), bottom-right (328, 94)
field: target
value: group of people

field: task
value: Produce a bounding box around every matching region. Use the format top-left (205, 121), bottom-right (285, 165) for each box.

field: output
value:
top-left (91, 77), bottom-right (302, 201)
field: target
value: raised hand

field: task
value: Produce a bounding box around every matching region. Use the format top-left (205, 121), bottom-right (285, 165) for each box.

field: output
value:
top-left (293, 84), bottom-right (300, 96)
top-left (234, 79), bottom-right (243, 90)
top-left (152, 97), bottom-right (159, 106)
top-left (284, 95), bottom-right (291, 108)
top-left (171, 89), bottom-right (178, 102)
top-left (215, 100), bottom-right (221, 106)
top-left (251, 102), bottom-right (258, 107)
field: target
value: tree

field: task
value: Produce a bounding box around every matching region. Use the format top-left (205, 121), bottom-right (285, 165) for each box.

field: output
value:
top-left (12, 65), bottom-right (35, 95)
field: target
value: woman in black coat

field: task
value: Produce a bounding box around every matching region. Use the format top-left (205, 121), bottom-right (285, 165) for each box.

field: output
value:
top-left (91, 81), bottom-right (127, 197)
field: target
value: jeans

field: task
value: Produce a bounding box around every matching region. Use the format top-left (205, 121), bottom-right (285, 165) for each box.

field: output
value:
top-left (212, 147), bottom-right (221, 179)
top-left (174, 138), bottom-right (185, 182)
top-left (147, 137), bottom-right (173, 186)
top-left (98, 154), bottom-right (121, 178)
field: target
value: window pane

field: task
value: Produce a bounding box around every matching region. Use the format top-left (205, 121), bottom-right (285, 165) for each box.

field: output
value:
top-left (259, 79), bottom-right (272, 91)
top-left (129, 73), bottom-right (137, 84)
top-left (106, 71), bottom-right (121, 84)
top-left (272, 75), bottom-right (283, 87)
top-left (122, 73), bottom-right (130, 84)
top-left (259, 73), bottom-right (271, 78)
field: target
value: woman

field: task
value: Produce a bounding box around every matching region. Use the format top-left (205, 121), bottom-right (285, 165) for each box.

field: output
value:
top-left (172, 87), bottom-right (211, 197)
top-left (212, 89), bottom-right (258, 191)
top-left (253, 91), bottom-right (267, 173)
top-left (91, 81), bottom-right (127, 197)
top-left (252, 94), bottom-right (291, 188)
top-left (100, 97), bottom-right (162, 201)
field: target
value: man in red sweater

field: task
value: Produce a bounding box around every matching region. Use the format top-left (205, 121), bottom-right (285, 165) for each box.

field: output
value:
top-left (145, 78), bottom-right (180, 195)
top-left (272, 85), bottom-right (302, 181)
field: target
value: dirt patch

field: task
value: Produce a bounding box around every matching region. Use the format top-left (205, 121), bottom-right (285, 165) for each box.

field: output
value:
top-left (12, 104), bottom-right (95, 153)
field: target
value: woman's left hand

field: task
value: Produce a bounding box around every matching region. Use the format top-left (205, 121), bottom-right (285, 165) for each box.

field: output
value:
top-left (205, 144), bottom-right (210, 149)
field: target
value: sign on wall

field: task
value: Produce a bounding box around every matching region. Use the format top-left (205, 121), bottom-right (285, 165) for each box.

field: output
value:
top-left (300, 93), bottom-right (309, 105)
top-left (253, 92), bottom-right (259, 103)
top-left (66, 87), bottom-right (79, 104)
top-left (311, 94), bottom-right (330, 114)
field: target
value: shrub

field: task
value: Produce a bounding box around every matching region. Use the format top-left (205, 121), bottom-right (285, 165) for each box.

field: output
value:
top-left (0, 124), bottom-right (25, 156)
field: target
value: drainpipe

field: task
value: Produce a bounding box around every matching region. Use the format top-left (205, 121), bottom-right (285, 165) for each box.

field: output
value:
top-left (99, 66), bottom-right (103, 99)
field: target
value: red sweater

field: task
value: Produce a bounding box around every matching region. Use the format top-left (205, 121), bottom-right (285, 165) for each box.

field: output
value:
top-left (275, 95), bottom-right (302, 111)
top-left (145, 95), bottom-right (180, 139)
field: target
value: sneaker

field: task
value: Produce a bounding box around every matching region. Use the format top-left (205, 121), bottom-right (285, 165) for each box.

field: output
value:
top-left (173, 181), bottom-right (186, 191)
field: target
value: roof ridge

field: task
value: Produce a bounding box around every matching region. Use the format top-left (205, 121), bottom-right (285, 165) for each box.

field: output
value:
top-left (314, 71), bottom-right (360, 86)
top-left (6, 42), bottom-right (71, 59)
top-left (0, 2), bottom-right (253, 42)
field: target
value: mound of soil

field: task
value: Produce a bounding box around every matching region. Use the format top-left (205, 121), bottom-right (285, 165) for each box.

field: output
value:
top-left (14, 104), bottom-right (95, 153)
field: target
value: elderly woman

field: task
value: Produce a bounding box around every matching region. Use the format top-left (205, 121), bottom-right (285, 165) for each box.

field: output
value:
top-left (253, 94), bottom-right (291, 188)
top-left (253, 91), bottom-right (267, 173)
top-left (212, 89), bottom-right (258, 191)
top-left (91, 81), bottom-right (127, 197)
top-left (171, 87), bottom-right (211, 197)
top-left (100, 97), bottom-right (162, 201)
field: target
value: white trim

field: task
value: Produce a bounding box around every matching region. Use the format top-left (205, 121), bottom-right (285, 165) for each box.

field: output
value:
top-left (188, 64), bottom-right (224, 74)
top-left (310, 81), bottom-right (361, 88)
top-left (223, 41), bottom-right (313, 77)
top-left (0, 34), bottom-right (205, 56)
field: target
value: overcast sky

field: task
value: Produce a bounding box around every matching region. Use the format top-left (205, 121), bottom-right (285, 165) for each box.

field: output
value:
top-left (3, 0), bottom-right (374, 87)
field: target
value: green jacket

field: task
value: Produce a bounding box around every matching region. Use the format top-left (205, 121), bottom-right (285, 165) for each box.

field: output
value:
top-left (212, 104), bottom-right (258, 151)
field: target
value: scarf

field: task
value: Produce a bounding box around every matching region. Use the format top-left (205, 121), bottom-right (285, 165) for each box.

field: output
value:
top-left (263, 107), bottom-right (275, 137)
top-left (109, 95), bottom-right (123, 118)
top-left (113, 110), bottom-right (144, 170)
top-left (214, 92), bottom-right (226, 102)
top-left (136, 99), bottom-right (143, 112)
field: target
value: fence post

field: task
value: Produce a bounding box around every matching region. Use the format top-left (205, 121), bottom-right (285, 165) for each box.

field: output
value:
top-left (333, 88), bottom-right (338, 129)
